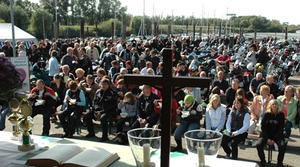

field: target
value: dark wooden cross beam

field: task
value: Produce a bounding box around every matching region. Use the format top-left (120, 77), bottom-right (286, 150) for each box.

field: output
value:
top-left (124, 48), bottom-right (211, 167)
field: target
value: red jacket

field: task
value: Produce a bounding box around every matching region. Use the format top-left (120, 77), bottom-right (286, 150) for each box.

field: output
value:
top-left (216, 55), bottom-right (231, 63)
top-left (30, 86), bottom-right (56, 100)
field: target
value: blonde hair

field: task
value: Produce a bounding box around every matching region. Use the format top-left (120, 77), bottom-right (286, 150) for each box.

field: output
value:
top-left (266, 99), bottom-right (279, 114)
top-left (75, 68), bottom-right (85, 75)
top-left (260, 85), bottom-right (270, 94)
top-left (208, 94), bottom-right (221, 109)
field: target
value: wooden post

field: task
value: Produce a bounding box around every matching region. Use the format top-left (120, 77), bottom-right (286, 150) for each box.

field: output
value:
top-left (285, 26), bottom-right (288, 40)
top-left (112, 22), bottom-right (115, 41)
top-left (160, 49), bottom-right (173, 167)
top-left (168, 23), bottom-right (171, 36)
top-left (254, 27), bottom-right (257, 40)
top-left (80, 19), bottom-right (84, 41)
top-left (186, 24), bottom-right (189, 35)
top-left (239, 25), bottom-right (242, 37)
top-left (219, 23), bottom-right (222, 37)
top-left (122, 23), bottom-right (126, 41)
top-left (199, 26), bottom-right (203, 38)
top-left (207, 23), bottom-right (210, 36)
top-left (193, 24), bottom-right (196, 40)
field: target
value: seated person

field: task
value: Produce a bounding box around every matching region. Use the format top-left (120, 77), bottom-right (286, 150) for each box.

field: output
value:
top-left (277, 85), bottom-right (297, 139)
top-left (59, 65), bottom-right (75, 84)
top-left (94, 68), bottom-right (106, 85)
top-left (221, 96), bottom-right (250, 160)
top-left (116, 92), bottom-right (137, 133)
top-left (249, 72), bottom-right (264, 98)
top-left (131, 85), bottom-right (160, 129)
top-left (216, 50), bottom-right (231, 71)
top-left (173, 95), bottom-right (203, 152)
top-left (74, 68), bottom-right (86, 84)
top-left (79, 75), bottom-right (99, 137)
top-left (236, 88), bottom-right (248, 106)
top-left (28, 79), bottom-right (56, 136)
top-left (256, 100), bottom-right (286, 167)
top-left (212, 71), bottom-right (229, 93)
top-left (59, 81), bottom-right (86, 138)
top-left (249, 85), bottom-right (273, 135)
top-left (206, 94), bottom-right (226, 132)
top-left (93, 78), bottom-right (117, 141)
top-left (225, 79), bottom-right (240, 108)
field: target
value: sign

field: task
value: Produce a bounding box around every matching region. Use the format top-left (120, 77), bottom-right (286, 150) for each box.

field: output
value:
top-left (8, 57), bottom-right (30, 92)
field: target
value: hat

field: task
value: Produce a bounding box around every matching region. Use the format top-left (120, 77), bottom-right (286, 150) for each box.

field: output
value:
top-left (184, 95), bottom-right (195, 103)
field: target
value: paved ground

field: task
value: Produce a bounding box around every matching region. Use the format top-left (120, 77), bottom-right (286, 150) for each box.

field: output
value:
top-left (3, 76), bottom-right (300, 167)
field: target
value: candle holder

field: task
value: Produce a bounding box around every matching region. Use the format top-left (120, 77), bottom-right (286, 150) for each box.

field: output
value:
top-left (7, 98), bottom-right (21, 139)
top-left (17, 98), bottom-right (35, 152)
top-left (184, 130), bottom-right (223, 167)
top-left (127, 128), bottom-right (161, 167)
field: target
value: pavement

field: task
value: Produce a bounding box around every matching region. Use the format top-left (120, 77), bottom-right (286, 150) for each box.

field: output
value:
top-left (3, 76), bottom-right (300, 167)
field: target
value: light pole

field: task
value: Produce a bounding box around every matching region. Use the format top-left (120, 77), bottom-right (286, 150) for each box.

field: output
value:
top-left (10, 0), bottom-right (16, 57)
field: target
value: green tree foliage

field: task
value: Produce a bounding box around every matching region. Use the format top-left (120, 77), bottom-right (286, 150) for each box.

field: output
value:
top-left (0, 3), bottom-right (30, 30)
top-left (28, 9), bottom-right (53, 39)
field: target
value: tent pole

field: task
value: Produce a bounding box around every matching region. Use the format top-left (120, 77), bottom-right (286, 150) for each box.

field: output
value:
top-left (10, 0), bottom-right (16, 57)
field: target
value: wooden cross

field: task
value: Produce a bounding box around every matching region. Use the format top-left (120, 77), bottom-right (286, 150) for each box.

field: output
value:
top-left (124, 48), bottom-right (211, 167)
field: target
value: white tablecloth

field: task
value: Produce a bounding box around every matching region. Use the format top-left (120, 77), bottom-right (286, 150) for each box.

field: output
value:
top-left (0, 131), bottom-right (259, 167)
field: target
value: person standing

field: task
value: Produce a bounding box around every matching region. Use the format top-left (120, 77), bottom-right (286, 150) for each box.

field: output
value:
top-left (61, 47), bottom-right (77, 73)
top-left (48, 50), bottom-right (60, 80)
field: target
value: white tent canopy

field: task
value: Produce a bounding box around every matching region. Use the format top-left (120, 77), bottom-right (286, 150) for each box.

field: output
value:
top-left (0, 23), bottom-right (37, 43)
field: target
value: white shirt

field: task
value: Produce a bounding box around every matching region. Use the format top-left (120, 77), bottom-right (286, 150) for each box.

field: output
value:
top-left (140, 67), bottom-right (148, 75)
top-left (206, 105), bottom-right (226, 131)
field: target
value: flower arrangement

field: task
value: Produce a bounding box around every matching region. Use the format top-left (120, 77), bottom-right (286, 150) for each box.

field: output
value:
top-left (0, 56), bottom-right (22, 102)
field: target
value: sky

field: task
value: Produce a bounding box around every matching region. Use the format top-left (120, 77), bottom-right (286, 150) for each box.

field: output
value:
top-left (29, 0), bottom-right (300, 25)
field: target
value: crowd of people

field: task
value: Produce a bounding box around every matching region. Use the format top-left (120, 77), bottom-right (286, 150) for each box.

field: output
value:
top-left (1, 35), bottom-right (300, 167)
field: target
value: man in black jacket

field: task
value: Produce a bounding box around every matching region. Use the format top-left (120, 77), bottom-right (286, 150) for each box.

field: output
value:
top-left (78, 48), bottom-right (92, 75)
top-left (2, 41), bottom-right (13, 57)
top-left (256, 75), bottom-right (279, 98)
top-left (212, 71), bottom-right (229, 93)
top-left (131, 85), bottom-right (160, 129)
top-left (93, 79), bottom-right (117, 141)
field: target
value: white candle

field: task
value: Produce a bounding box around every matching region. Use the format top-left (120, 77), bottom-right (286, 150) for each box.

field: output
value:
top-left (143, 144), bottom-right (150, 167)
top-left (197, 147), bottom-right (205, 167)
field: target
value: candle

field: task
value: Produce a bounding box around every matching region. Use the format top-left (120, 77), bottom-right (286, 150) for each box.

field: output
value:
top-left (197, 147), bottom-right (205, 167)
top-left (143, 144), bottom-right (150, 167)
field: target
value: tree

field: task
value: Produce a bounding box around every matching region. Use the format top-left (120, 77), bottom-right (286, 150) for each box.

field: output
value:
top-left (0, 3), bottom-right (30, 30)
top-left (15, 0), bottom-right (39, 18)
top-left (29, 9), bottom-right (53, 39)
